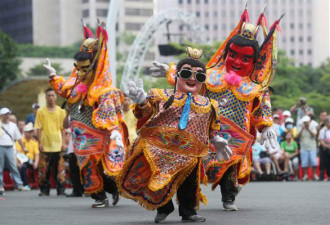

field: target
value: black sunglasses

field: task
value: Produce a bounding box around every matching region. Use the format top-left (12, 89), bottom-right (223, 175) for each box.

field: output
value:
top-left (178, 69), bottom-right (207, 83)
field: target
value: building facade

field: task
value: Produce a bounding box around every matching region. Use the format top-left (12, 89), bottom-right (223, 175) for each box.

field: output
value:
top-left (156, 0), bottom-right (330, 67)
top-left (0, 0), bottom-right (82, 46)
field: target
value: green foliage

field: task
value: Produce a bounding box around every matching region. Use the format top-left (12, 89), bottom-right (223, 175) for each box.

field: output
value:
top-left (271, 51), bottom-right (330, 116)
top-left (17, 41), bottom-right (82, 58)
top-left (0, 31), bottom-right (21, 90)
top-left (27, 62), bottom-right (64, 76)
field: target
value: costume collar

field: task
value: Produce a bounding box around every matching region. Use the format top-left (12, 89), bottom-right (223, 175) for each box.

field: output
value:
top-left (157, 89), bottom-right (212, 114)
top-left (206, 68), bottom-right (262, 101)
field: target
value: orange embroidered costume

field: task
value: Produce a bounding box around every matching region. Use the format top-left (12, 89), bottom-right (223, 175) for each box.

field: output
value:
top-left (117, 47), bottom-right (232, 223)
top-left (161, 8), bottom-right (282, 210)
top-left (46, 22), bottom-right (128, 207)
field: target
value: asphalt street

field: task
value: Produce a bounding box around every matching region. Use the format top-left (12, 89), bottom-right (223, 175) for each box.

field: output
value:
top-left (0, 181), bottom-right (329, 225)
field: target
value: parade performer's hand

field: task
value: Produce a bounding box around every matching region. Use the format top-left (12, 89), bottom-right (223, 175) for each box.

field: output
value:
top-left (43, 58), bottom-right (56, 78)
top-left (150, 61), bottom-right (169, 78)
top-left (211, 135), bottom-right (233, 161)
top-left (124, 79), bottom-right (147, 105)
top-left (260, 126), bottom-right (277, 151)
top-left (110, 130), bottom-right (124, 150)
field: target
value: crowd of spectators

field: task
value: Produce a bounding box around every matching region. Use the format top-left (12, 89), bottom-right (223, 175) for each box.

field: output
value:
top-left (252, 97), bottom-right (330, 181)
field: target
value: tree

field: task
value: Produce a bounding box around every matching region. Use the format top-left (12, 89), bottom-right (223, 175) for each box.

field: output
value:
top-left (0, 31), bottom-right (21, 90)
top-left (27, 62), bottom-right (65, 76)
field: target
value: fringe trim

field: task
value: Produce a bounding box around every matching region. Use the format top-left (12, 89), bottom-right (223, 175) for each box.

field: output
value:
top-left (211, 159), bottom-right (241, 190)
top-left (195, 159), bottom-right (207, 210)
top-left (116, 139), bottom-right (199, 211)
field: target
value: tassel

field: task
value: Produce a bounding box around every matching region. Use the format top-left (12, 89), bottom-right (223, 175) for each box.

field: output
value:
top-left (102, 28), bottom-right (108, 43)
top-left (257, 13), bottom-right (268, 27)
top-left (269, 20), bottom-right (282, 33)
top-left (83, 26), bottom-right (94, 39)
top-left (241, 9), bottom-right (250, 23)
top-left (269, 14), bottom-right (285, 33)
top-left (96, 26), bottom-right (102, 38)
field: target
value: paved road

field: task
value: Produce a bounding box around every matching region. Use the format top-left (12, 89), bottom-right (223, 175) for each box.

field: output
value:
top-left (0, 181), bottom-right (329, 225)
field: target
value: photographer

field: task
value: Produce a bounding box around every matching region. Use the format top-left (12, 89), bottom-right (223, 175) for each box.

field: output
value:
top-left (290, 97), bottom-right (314, 129)
top-left (297, 115), bottom-right (318, 181)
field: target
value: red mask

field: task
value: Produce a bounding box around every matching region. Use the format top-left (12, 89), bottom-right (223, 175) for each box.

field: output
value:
top-left (224, 43), bottom-right (255, 77)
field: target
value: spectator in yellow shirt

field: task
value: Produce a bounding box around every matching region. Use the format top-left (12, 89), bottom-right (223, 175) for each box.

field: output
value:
top-left (35, 88), bottom-right (66, 196)
top-left (16, 123), bottom-right (39, 189)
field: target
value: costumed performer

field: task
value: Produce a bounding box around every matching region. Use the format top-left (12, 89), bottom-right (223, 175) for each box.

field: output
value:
top-left (44, 21), bottom-right (128, 208)
top-left (117, 47), bottom-right (232, 223)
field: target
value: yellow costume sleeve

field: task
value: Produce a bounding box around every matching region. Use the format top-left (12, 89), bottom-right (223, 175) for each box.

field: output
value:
top-left (251, 92), bottom-right (273, 132)
top-left (133, 89), bottom-right (163, 129)
top-left (166, 63), bottom-right (176, 87)
top-left (92, 89), bottom-right (125, 130)
top-left (49, 76), bottom-right (71, 99)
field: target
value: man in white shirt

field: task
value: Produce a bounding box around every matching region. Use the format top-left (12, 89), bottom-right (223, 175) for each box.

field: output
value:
top-left (0, 107), bottom-right (29, 195)
top-left (297, 115), bottom-right (319, 181)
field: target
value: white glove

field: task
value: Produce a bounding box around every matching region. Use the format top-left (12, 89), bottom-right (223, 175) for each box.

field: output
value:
top-left (211, 135), bottom-right (233, 161)
top-left (110, 130), bottom-right (124, 150)
top-left (260, 127), bottom-right (277, 151)
top-left (124, 79), bottom-right (147, 105)
top-left (149, 61), bottom-right (169, 78)
top-left (43, 58), bottom-right (56, 78)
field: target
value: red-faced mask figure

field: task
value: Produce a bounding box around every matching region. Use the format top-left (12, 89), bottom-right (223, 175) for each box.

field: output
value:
top-left (225, 43), bottom-right (255, 77)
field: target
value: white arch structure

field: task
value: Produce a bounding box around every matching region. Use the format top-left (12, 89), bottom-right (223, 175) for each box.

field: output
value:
top-left (120, 8), bottom-right (203, 89)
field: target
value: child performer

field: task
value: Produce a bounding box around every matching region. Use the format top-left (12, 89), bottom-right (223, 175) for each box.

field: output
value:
top-left (117, 47), bottom-right (232, 223)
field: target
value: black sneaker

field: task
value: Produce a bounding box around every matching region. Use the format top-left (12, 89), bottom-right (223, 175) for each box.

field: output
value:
top-left (38, 192), bottom-right (50, 197)
top-left (155, 212), bottom-right (170, 224)
top-left (182, 214), bottom-right (206, 222)
top-left (112, 191), bottom-right (119, 205)
top-left (92, 198), bottom-right (109, 208)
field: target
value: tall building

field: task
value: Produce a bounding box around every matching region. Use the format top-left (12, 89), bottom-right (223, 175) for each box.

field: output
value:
top-left (0, 0), bottom-right (82, 46)
top-left (82, 0), bottom-right (155, 67)
top-left (156, 0), bottom-right (330, 67)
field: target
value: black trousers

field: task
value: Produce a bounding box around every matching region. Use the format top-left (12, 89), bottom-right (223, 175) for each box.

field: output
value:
top-left (319, 147), bottom-right (328, 180)
top-left (319, 148), bottom-right (330, 180)
top-left (20, 162), bottom-right (33, 186)
top-left (219, 165), bottom-right (239, 203)
top-left (68, 153), bottom-right (84, 195)
top-left (157, 166), bottom-right (198, 217)
top-left (90, 169), bottom-right (118, 201)
top-left (38, 152), bottom-right (65, 195)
